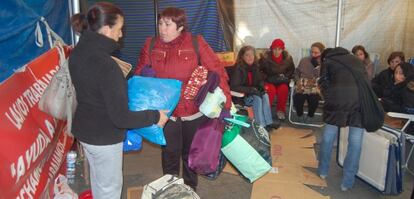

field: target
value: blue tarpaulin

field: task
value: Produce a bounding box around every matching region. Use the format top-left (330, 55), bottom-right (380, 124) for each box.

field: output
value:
top-left (0, 0), bottom-right (71, 83)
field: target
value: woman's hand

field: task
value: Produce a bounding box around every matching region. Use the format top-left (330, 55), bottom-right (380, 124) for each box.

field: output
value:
top-left (157, 110), bottom-right (169, 127)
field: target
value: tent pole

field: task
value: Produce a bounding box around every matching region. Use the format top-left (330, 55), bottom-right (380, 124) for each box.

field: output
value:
top-left (335, 0), bottom-right (343, 47)
top-left (154, 0), bottom-right (159, 36)
top-left (70, 0), bottom-right (81, 45)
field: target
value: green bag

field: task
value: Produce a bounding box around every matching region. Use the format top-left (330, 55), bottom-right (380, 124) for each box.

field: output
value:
top-left (221, 134), bottom-right (271, 182)
top-left (222, 114), bottom-right (249, 147)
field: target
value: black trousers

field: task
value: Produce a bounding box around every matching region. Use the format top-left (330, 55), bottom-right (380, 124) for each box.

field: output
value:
top-left (293, 93), bottom-right (320, 117)
top-left (161, 115), bottom-right (208, 188)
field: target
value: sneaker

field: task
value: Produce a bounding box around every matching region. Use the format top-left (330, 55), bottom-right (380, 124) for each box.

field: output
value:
top-left (319, 174), bottom-right (327, 180)
top-left (340, 185), bottom-right (349, 192)
top-left (277, 111), bottom-right (286, 120)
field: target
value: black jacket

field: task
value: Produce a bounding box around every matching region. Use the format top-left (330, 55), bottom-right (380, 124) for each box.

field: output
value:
top-left (69, 31), bottom-right (159, 145)
top-left (230, 62), bottom-right (264, 96)
top-left (259, 51), bottom-right (295, 82)
top-left (372, 68), bottom-right (394, 98)
top-left (319, 47), bottom-right (364, 127)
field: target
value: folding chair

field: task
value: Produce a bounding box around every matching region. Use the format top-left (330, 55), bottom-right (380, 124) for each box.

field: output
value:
top-left (287, 80), bottom-right (324, 128)
top-left (387, 112), bottom-right (414, 176)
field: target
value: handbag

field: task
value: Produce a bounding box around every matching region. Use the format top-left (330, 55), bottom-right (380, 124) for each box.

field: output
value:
top-left (38, 45), bottom-right (77, 135)
top-left (267, 74), bottom-right (289, 85)
top-left (330, 58), bottom-right (384, 132)
top-left (188, 119), bottom-right (224, 175)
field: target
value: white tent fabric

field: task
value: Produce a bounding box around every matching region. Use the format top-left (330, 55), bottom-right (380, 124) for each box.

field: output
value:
top-left (235, 0), bottom-right (414, 71)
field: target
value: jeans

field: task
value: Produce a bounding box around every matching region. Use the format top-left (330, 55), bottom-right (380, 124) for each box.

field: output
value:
top-left (245, 94), bottom-right (273, 127)
top-left (318, 124), bottom-right (364, 188)
top-left (81, 142), bottom-right (123, 199)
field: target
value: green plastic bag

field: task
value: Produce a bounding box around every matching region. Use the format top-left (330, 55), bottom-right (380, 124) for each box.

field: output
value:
top-left (221, 134), bottom-right (271, 182)
top-left (221, 114), bottom-right (249, 147)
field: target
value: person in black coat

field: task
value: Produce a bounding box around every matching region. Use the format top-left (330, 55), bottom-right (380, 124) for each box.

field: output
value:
top-left (317, 47), bottom-right (366, 191)
top-left (69, 3), bottom-right (168, 198)
top-left (230, 45), bottom-right (279, 131)
top-left (372, 51), bottom-right (405, 98)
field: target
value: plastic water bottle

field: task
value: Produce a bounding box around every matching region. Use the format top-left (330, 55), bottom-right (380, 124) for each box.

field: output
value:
top-left (66, 151), bottom-right (77, 184)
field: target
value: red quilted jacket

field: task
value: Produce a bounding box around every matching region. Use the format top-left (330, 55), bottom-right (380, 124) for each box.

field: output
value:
top-left (135, 32), bottom-right (231, 117)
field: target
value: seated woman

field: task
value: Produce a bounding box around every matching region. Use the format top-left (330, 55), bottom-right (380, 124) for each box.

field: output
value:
top-left (372, 51), bottom-right (405, 98)
top-left (381, 62), bottom-right (414, 113)
top-left (352, 45), bottom-right (374, 80)
top-left (259, 38), bottom-right (295, 120)
top-left (230, 45), bottom-right (280, 131)
top-left (293, 42), bottom-right (325, 122)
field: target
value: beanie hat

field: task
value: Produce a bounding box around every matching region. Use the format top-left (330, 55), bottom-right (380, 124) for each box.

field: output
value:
top-left (270, 38), bottom-right (285, 50)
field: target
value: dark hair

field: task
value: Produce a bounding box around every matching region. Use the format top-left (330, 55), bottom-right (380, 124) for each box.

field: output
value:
top-left (71, 2), bottom-right (124, 33)
top-left (159, 7), bottom-right (188, 32)
top-left (387, 51), bottom-right (405, 64)
top-left (351, 45), bottom-right (370, 60)
top-left (311, 42), bottom-right (325, 53)
top-left (236, 45), bottom-right (257, 65)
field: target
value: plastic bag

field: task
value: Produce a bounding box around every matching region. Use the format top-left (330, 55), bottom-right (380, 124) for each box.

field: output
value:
top-left (38, 46), bottom-right (76, 137)
top-left (221, 135), bottom-right (271, 183)
top-left (199, 87), bottom-right (226, 118)
top-left (53, 174), bottom-right (78, 199)
top-left (239, 120), bottom-right (272, 166)
top-left (188, 119), bottom-right (224, 174)
top-left (128, 76), bottom-right (182, 145)
top-left (123, 130), bottom-right (143, 152)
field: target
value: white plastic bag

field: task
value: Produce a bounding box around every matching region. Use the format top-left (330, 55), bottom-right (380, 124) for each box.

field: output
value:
top-left (38, 45), bottom-right (77, 136)
top-left (199, 87), bottom-right (226, 118)
top-left (53, 174), bottom-right (78, 199)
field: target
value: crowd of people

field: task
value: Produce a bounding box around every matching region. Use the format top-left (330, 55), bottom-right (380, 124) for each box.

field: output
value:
top-left (67, 2), bottom-right (414, 198)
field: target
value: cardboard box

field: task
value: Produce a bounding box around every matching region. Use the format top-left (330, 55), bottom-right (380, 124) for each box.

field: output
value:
top-left (222, 162), bottom-right (239, 175)
top-left (127, 186), bottom-right (143, 199)
top-left (251, 179), bottom-right (329, 199)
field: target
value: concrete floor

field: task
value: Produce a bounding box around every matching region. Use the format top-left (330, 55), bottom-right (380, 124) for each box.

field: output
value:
top-left (71, 99), bottom-right (414, 198)
top-left (71, 119), bottom-right (414, 199)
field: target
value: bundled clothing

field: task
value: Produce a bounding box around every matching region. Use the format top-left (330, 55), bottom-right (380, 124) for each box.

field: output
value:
top-left (293, 56), bottom-right (321, 117)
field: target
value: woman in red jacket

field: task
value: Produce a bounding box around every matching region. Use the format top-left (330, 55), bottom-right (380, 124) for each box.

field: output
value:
top-left (259, 38), bottom-right (295, 120)
top-left (134, 7), bottom-right (231, 191)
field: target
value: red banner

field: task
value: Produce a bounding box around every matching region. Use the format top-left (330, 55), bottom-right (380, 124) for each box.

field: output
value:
top-left (0, 47), bottom-right (74, 199)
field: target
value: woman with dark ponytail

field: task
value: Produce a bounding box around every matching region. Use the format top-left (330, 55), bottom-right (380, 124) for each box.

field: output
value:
top-left (69, 2), bottom-right (168, 198)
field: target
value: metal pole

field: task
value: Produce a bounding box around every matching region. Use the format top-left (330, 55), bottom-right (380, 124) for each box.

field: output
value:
top-left (335, 0), bottom-right (343, 47)
top-left (154, 0), bottom-right (159, 36)
top-left (69, 0), bottom-right (81, 45)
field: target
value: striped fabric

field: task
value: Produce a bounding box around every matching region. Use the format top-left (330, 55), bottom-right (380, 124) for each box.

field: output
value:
top-left (158, 0), bottom-right (227, 52)
top-left (87, 0), bottom-right (227, 67)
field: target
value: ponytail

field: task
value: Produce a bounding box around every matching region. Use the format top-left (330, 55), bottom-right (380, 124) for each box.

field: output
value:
top-left (70, 2), bottom-right (123, 34)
